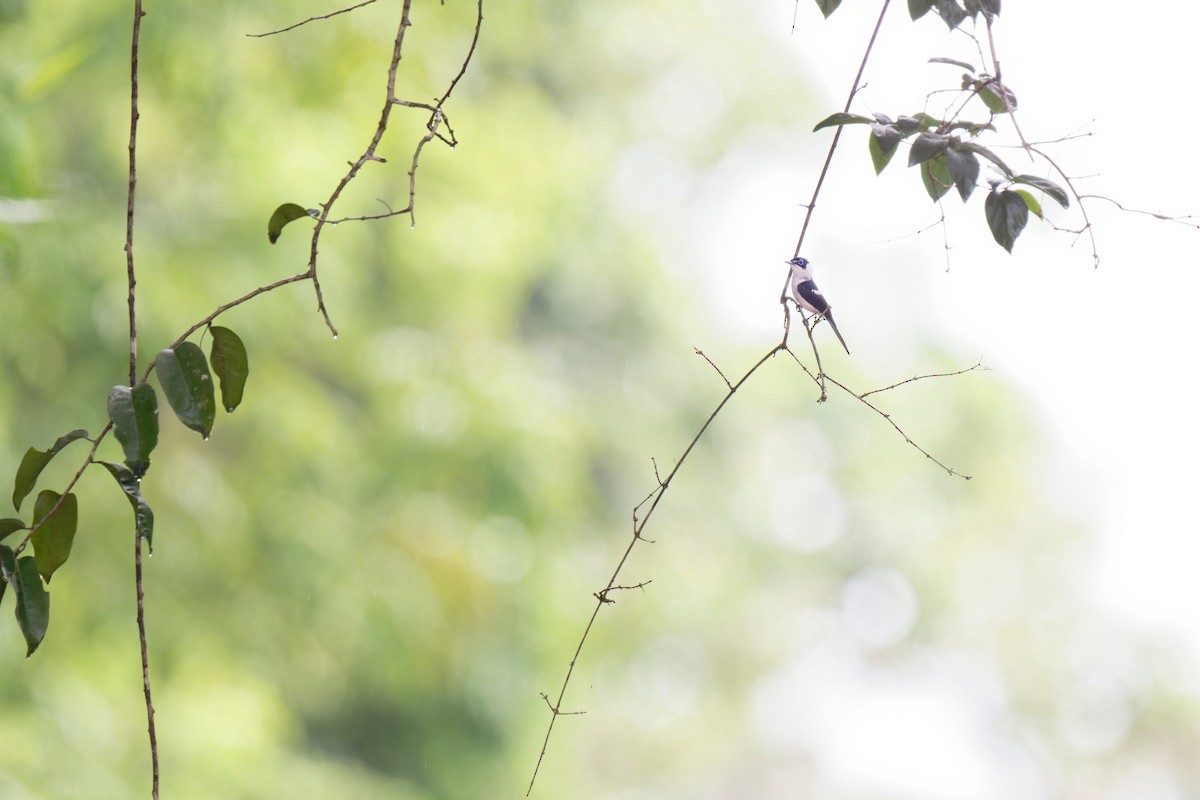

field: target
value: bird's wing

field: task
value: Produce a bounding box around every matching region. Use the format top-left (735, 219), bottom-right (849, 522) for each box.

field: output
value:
top-left (793, 279), bottom-right (831, 315)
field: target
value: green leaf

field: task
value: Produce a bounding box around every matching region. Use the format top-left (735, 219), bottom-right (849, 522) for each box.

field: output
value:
top-left (0, 519), bottom-right (25, 543)
top-left (985, 189), bottom-right (1029, 252)
top-left (920, 155), bottom-right (954, 202)
top-left (908, 0), bottom-right (934, 19)
top-left (908, 132), bottom-right (948, 167)
top-left (209, 326), bottom-right (250, 413)
top-left (31, 490), bottom-right (78, 583)
top-left (945, 147), bottom-right (980, 201)
top-left (0, 545), bottom-right (10, 610)
top-left (975, 77), bottom-right (1018, 113)
top-left (936, 0), bottom-right (967, 29)
top-left (814, 0), bottom-right (843, 17)
top-left (1013, 189), bottom-right (1044, 219)
top-left (869, 123), bottom-right (902, 174)
top-left (12, 429), bottom-right (89, 511)
top-left (980, 0), bottom-right (1000, 16)
top-left (98, 462), bottom-right (155, 549)
top-left (155, 342), bottom-right (217, 439)
top-left (11, 554), bottom-right (49, 656)
top-left (267, 202), bottom-right (313, 244)
top-left (964, 0), bottom-right (980, 18)
top-left (959, 141), bottom-right (1013, 178)
top-left (1013, 174), bottom-right (1070, 208)
top-left (813, 112), bottom-right (873, 132)
top-left (107, 383), bottom-right (159, 478)
top-left (929, 57), bottom-right (975, 72)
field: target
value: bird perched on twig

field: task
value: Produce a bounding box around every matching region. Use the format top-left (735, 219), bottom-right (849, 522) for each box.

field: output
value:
top-left (786, 256), bottom-right (850, 355)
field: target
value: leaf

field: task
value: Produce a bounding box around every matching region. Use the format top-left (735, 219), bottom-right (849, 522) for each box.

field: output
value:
top-left (908, 0), bottom-right (934, 19)
top-left (31, 490), bottom-right (78, 583)
top-left (985, 188), bottom-right (1030, 252)
top-left (267, 202), bottom-right (313, 244)
top-left (813, 112), bottom-right (873, 132)
top-left (209, 326), bottom-right (250, 413)
top-left (929, 57), bottom-right (975, 72)
top-left (945, 147), bottom-right (980, 201)
top-left (980, 0), bottom-right (1000, 16)
top-left (0, 518), bottom-right (25, 542)
top-left (1013, 174), bottom-right (1070, 208)
top-left (98, 462), bottom-right (155, 549)
top-left (936, 0), bottom-right (967, 29)
top-left (11, 554), bottom-right (49, 656)
top-left (1013, 189), bottom-right (1044, 219)
top-left (975, 77), bottom-right (1018, 113)
top-left (908, 132), bottom-right (948, 167)
top-left (959, 141), bottom-right (1013, 178)
top-left (0, 545), bottom-right (10, 610)
top-left (155, 342), bottom-right (217, 439)
top-left (964, 0), bottom-right (980, 18)
top-left (920, 155), bottom-right (954, 202)
top-left (814, 0), bottom-right (843, 17)
top-left (108, 383), bottom-right (159, 478)
top-left (869, 127), bottom-right (901, 175)
top-left (12, 429), bottom-right (89, 511)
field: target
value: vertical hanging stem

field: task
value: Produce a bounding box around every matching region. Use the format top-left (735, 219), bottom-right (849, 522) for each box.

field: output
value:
top-left (126, 1), bottom-right (159, 797)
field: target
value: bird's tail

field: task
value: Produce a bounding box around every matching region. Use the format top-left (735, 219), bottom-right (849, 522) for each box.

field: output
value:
top-left (825, 312), bottom-right (850, 356)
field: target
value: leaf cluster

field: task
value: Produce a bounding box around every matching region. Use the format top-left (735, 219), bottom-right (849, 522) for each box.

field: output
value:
top-left (810, 0), bottom-right (1068, 252)
top-left (0, 326), bottom-right (249, 654)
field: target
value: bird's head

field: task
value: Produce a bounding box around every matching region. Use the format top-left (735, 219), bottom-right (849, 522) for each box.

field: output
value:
top-left (786, 256), bottom-right (810, 271)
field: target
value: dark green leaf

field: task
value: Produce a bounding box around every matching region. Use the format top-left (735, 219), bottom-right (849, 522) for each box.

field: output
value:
top-left (12, 429), bottom-right (89, 512)
top-left (936, 0), bottom-right (967, 29)
top-left (985, 189), bottom-right (1029, 252)
top-left (12, 554), bottom-right (49, 656)
top-left (267, 202), bottom-right (312, 244)
top-left (814, 0), bottom-right (843, 17)
top-left (945, 148), bottom-right (980, 201)
top-left (1013, 189), bottom-right (1044, 219)
top-left (98, 462), bottom-right (155, 549)
top-left (959, 141), bottom-right (1013, 178)
top-left (31, 490), bottom-right (78, 583)
top-left (929, 57), bottom-right (975, 72)
top-left (156, 342), bottom-right (217, 438)
top-left (0, 544), bottom-right (13, 610)
top-left (980, 0), bottom-right (1000, 16)
top-left (107, 383), bottom-right (159, 478)
top-left (813, 112), bottom-right (873, 132)
top-left (946, 119), bottom-right (996, 136)
top-left (1013, 174), bottom-right (1070, 209)
top-left (920, 155), bottom-right (954, 202)
top-left (869, 124), bottom-right (902, 174)
top-left (964, 0), bottom-right (980, 18)
top-left (908, 0), bottom-right (934, 19)
top-left (908, 132), bottom-right (948, 166)
top-left (0, 518), bottom-right (25, 542)
top-left (209, 326), bottom-right (250, 413)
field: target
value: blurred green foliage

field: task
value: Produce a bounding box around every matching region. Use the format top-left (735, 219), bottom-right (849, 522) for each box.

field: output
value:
top-left (2, 1), bottom-right (1199, 799)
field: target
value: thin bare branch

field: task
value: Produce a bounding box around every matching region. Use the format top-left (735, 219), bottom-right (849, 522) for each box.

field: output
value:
top-left (860, 359), bottom-right (988, 398)
top-left (248, 0), bottom-right (378, 38)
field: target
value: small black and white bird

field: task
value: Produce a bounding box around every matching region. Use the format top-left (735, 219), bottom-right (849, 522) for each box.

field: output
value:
top-left (786, 256), bottom-right (850, 355)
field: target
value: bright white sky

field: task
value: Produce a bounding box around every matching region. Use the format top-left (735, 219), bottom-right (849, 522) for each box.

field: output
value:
top-left (672, 2), bottom-right (1199, 797)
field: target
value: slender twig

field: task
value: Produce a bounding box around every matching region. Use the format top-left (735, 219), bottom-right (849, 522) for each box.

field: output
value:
top-left (248, 0), bottom-right (378, 38)
top-left (860, 360), bottom-right (987, 397)
top-left (984, 15), bottom-right (1032, 159)
top-left (124, 1), bottom-right (158, 796)
top-left (1078, 195), bottom-right (1200, 229)
top-left (527, 344), bottom-right (786, 795)
top-left (786, 0), bottom-right (893, 275)
top-left (786, 348), bottom-right (971, 478)
top-left (1026, 145), bottom-right (1099, 266)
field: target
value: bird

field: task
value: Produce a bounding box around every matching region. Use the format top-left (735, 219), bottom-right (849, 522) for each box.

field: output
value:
top-left (786, 256), bottom-right (850, 355)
